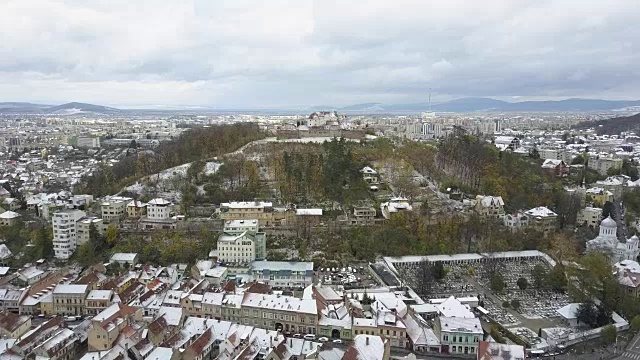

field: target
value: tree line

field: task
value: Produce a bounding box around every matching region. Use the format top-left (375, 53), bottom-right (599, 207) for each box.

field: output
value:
top-left (75, 123), bottom-right (266, 197)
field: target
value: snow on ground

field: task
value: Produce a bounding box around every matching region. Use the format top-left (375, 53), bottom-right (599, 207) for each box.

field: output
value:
top-left (157, 163), bottom-right (191, 180)
top-left (204, 162), bottom-right (222, 175)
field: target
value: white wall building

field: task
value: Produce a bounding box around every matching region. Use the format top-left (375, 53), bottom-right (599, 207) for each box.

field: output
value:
top-left (217, 232), bottom-right (258, 264)
top-left (76, 216), bottom-right (103, 246)
top-left (101, 196), bottom-right (131, 224)
top-left (577, 207), bottom-right (602, 228)
top-left (586, 216), bottom-right (640, 263)
top-left (146, 198), bottom-right (174, 220)
top-left (223, 219), bottom-right (260, 234)
top-left (52, 210), bottom-right (86, 259)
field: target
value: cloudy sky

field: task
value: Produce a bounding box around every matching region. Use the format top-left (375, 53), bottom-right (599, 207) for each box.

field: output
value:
top-left (1, 0), bottom-right (639, 108)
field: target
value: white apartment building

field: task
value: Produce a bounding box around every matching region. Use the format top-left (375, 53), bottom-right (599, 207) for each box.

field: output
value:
top-left (101, 196), bottom-right (132, 224)
top-left (77, 216), bottom-right (104, 246)
top-left (52, 210), bottom-right (86, 259)
top-left (76, 137), bottom-right (101, 148)
top-left (223, 219), bottom-right (260, 234)
top-left (146, 198), bottom-right (174, 220)
top-left (577, 207), bottom-right (602, 228)
top-left (217, 232), bottom-right (258, 264)
top-left (249, 261), bottom-right (314, 288)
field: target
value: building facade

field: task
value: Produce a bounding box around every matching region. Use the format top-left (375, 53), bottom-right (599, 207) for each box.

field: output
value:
top-left (52, 210), bottom-right (86, 259)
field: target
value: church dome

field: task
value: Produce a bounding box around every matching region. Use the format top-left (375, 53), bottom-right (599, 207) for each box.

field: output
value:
top-left (601, 216), bottom-right (617, 228)
top-left (630, 235), bottom-right (640, 242)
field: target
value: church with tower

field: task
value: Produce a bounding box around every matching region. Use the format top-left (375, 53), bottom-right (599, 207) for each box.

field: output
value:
top-left (586, 216), bottom-right (639, 263)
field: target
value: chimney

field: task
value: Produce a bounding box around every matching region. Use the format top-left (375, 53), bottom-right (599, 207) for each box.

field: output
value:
top-left (366, 337), bottom-right (369, 346)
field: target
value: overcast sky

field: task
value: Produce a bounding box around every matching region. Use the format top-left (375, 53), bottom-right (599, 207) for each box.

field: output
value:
top-left (1, 0), bottom-right (639, 108)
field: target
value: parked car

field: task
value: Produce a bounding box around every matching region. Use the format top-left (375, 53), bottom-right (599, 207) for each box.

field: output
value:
top-left (303, 334), bottom-right (316, 341)
top-left (293, 334), bottom-right (302, 338)
top-left (332, 339), bottom-right (343, 344)
top-left (318, 337), bottom-right (329, 342)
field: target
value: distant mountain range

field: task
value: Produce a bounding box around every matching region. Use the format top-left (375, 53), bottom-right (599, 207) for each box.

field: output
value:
top-left (2, 97), bottom-right (640, 115)
top-left (312, 98), bottom-right (640, 113)
top-left (0, 101), bottom-right (122, 115)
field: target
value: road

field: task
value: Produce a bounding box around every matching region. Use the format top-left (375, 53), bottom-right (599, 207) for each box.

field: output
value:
top-left (617, 331), bottom-right (640, 360)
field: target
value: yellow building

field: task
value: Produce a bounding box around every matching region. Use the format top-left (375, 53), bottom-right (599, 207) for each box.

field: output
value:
top-left (219, 201), bottom-right (274, 226)
top-left (0, 311), bottom-right (31, 338)
top-left (88, 303), bottom-right (142, 351)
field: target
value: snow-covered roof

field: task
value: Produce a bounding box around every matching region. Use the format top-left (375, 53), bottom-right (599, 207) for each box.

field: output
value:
top-left (296, 209), bottom-right (323, 216)
top-left (0, 211), bottom-right (20, 219)
top-left (53, 284), bottom-right (88, 294)
top-left (147, 198), bottom-right (172, 206)
top-left (436, 296), bottom-right (475, 319)
top-left (438, 316), bottom-right (482, 334)
top-left (110, 253), bottom-right (138, 263)
top-left (524, 206), bottom-right (557, 218)
top-left (557, 303), bottom-right (580, 320)
top-left (0, 244), bottom-right (11, 260)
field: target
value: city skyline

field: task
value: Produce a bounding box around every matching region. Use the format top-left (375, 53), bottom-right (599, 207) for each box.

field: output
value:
top-left (1, 0), bottom-right (639, 108)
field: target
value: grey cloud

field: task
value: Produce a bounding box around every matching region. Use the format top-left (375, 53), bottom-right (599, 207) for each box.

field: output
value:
top-left (0, 0), bottom-right (639, 107)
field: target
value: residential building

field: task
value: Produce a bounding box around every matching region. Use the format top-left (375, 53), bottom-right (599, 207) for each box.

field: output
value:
top-left (586, 187), bottom-right (614, 207)
top-left (109, 253), bottom-right (139, 267)
top-left (586, 217), bottom-right (639, 264)
top-left (523, 206), bottom-right (558, 234)
top-left (473, 195), bottom-right (505, 218)
top-left (33, 328), bottom-right (78, 360)
top-left (217, 232), bottom-right (260, 264)
top-left (0, 311), bottom-right (31, 338)
top-left (146, 198), bottom-right (174, 220)
top-left (360, 166), bottom-right (379, 183)
top-left (87, 303), bottom-right (142, 351)
top-left (381, 197), bottom-right (413, 219)
top-left (100, 196), bottom-right (131, 225)
top-left (433, 316), bottom-right (482, 355)
top-left (595, 177), bottom-right (624, 200)
top-left (218, 220), bottom-right (266, 262)
top-left (577, 207), bottom-right (602, 228)
top-left (0, 211), bottom-right (20, 227)
top-left (249, 261), bottom-right (313, 289)
top-left (52, 284), bottom-right (89, 316)
top-left (351, 207), bottom-right (377, 225)
top-left (589, 156), bottom-right (623, 176)
top-left (503, 212), bottom-right (529, 232)
top-left (541, 159), bottom-right (570, 177)
top-left (52, 209), bottom-right (86, 259)
top-left (85, 290), bottom-right (114, 316)
top-left (224, 219), bottom-right (260, 234)
top-left (493, 136), bottom-right (520, 151)
top-left (219, 201), bottom-right (274, 226)
top-left (2, 198), bottom-right (20, 211)
top-left (240, 292), bottom-right (317, 334)
top-left (77, 137), bottom-right (101, 148)
top-left (76, 216), bottom-right (103, 247)
top-left (126, 200), bottom-right (147, 218)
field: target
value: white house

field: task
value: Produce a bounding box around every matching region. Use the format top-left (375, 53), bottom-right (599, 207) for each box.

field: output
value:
top-left (0, 211), bottom-right (21, 227)
top-left (110, 253), bottom-right (139, 267)
top-left (146, 198), bottom-right (174, 220)
top-left (474, 195), bottom-right (505, 218)
top-left (360, 166), bottom-right (379, 183)
top-left (381, 197), bottom-right (413, 219)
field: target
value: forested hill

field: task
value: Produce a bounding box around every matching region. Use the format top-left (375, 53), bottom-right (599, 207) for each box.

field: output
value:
top-left (572, 113), bottom-right (640, 135)
top-left (76, 123), bottom-right (266, 197)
